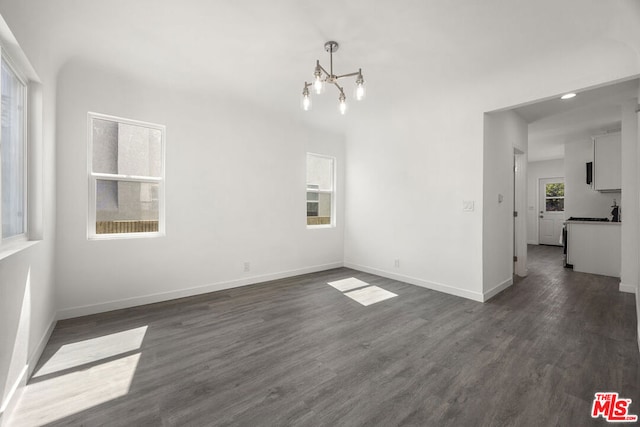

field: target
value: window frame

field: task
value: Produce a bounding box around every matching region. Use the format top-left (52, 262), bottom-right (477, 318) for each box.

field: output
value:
top-left (0, 49), bottom-right (28, 245)
top-left (306, 152), bottom-right (336, 229)
top-left (87, 112), bottom-right (166, 240)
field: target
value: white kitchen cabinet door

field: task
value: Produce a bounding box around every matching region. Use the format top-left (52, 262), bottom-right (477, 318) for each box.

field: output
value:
top-left (593, 132), bottom-right (621, 191)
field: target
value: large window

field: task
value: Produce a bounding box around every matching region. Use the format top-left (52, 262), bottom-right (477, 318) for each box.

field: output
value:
top-left (306, 153), bottom-right (335, 227)
top-left (1, 55), bottom-right (27, 241)
top-left (88, 113), bottom-right (165, 239)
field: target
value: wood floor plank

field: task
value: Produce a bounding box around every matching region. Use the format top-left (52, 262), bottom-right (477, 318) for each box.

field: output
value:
top-left (7, 245), bottom-right (640, 426)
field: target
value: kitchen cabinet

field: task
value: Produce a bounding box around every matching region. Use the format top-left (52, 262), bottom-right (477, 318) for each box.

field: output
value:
top-left (566, 221), bottom-right (620, 277)
top-left (593, 132), bottom-right (621, 191)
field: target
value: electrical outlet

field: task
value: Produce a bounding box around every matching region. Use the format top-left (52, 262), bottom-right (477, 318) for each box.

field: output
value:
top-left (463, 200), bottom-right (475, 212)
top-left (394, 259), bottom-right (400, 268)
top-left (243, 262), bottom-right (250, 272)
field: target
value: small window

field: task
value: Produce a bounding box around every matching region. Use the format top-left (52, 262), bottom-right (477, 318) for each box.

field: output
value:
top-left (545, 182), bottom-right (564, 212)
top-left (306, 153), bottom-right (335, 227)
top-left (1, 56), bottom-right (27, 241)
top-left (88, 113), bottom-right (165, 239)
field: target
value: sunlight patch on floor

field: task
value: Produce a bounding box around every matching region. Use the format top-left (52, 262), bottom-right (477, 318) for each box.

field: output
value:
top-left (33, 325), bottom-right (148, 378)
top-left (328, 277), bottom-right (370, 292)
top-left (344, 286), bottom-right (398, 306)
top-left (328, 278), bottom-right (398, 306)
top-left (10, 353), bottom-right (141, 426)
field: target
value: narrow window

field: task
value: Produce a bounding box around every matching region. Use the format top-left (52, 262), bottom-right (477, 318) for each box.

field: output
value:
top-left (306, 153), bottom-right (335, 227)
top-left (545, 182), bottom-right (564, 212)
top-left (1, 56), bottom-right (27, 241)
top-left (88, 113), bottom-right (165, 239)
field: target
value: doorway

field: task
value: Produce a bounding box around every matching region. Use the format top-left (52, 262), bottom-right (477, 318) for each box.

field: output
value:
top-left (538, 177), bottom-right (565, 246)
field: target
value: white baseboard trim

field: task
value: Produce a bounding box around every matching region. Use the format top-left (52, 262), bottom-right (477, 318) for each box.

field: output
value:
top-left (28, 315), bottom-right (57, 377)
top-left (57, 262), bottom-right (344, 320)
top-left (527, 240), bottom-right (538, 245)
top-left (0, 313), bottom-right (56, 427)
top-left (619, 282), bottom-right (637, 294)
top-left (343, 262), bottom-right (484, 302)
top-left (483, 277), bottom-right (514, 302)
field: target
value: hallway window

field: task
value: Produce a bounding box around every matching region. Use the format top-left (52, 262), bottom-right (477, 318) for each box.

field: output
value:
top-left (1, 56), bottom-right (27, 241)
top-left (88, 113), bottom-right (165, 239)
top-left (306, 153), bottom-right (335, 227)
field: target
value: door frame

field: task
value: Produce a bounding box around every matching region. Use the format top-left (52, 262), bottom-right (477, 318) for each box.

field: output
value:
top-left (514, 148), bottom-right (527, 277)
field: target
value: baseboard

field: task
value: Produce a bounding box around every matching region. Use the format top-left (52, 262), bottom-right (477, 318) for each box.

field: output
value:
top-left (0, 313), bottom-right (56, 427)
top-left (343, 262), bottom-right (484, 302)
top-left (619, 282), bottom-right (637, 294)
top-left (57, 262), bottom-right (344, 320)
top-left (28, 314), bottom-right (57, 377)
top-left (527, 240), bottom-right (538, 245)
top-left (483, 277), bottom-right (514, 302)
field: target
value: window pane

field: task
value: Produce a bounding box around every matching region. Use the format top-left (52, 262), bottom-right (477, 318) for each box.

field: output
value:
top-left (306, 154), bottom-right (333, 191)
top-left (545, 183), bottom-right (564, 197)
top-left (92, 119), bottom-right (162, 177)
top-left (306, 154), bottom-right (334, 226)
top-left (545, 198), bottom-right (564, 212)
top-left (307, 202), bottom-right (318, 217)
top-left (1, 59), bottom-right (26, 239)
top-left (96, 180), bottom-right (159, 234)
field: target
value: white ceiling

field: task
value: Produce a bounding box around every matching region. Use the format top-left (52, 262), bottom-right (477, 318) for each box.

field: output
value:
top-left (4, 0), bottom-right (637, 133)
top-left (514, 79), bottom-right (639, 162)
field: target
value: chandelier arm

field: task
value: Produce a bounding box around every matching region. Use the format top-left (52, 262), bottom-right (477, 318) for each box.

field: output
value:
top-left (330, 49), bottom-right (334, 76)
top-left (317, 63), bottom-right (330, 78)
top-left (332, 81), bottom-right (345, 94)
top-left (335, 71), bottom-right (361, 79)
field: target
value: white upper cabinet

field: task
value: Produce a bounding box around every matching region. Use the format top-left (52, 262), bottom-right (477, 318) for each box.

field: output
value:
top-left (593, 132), bottom-right (621, 192)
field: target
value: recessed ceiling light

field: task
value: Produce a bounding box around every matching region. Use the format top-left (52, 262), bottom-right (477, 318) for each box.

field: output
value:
top-left (561, 93), bottom-right (577, 100)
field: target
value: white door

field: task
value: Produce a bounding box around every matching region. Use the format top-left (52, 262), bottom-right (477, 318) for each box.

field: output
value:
top-left (538, 178), bottom-right (565, 246)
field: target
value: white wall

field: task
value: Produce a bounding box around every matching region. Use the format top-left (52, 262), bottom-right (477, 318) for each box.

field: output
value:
top-left (343, 95), bottom-right (486, 301)
top-left (621, 99), bottom-right (639, 293)
top-left (635, 84), bottom-right (640, 351)
top-left (527, 159), bottom-right (564, 244)
top-left (0, 13), bottom-right (57, 426)
top-left (344, 2), bottom-right (640, 304)
top-left (564, 137), bottom-right (621, 219)
top-left (54, 59), bottom-right (345, 318)
top-left (483, 111), bottom-right (528, 297)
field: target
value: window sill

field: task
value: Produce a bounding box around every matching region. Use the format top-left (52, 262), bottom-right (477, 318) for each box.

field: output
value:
top-left (0, 239), bottom-right (40, 262)
top-left (306, 225), bottom-right (335, 230)
top-left (88, 232), bottom-right (166, 241)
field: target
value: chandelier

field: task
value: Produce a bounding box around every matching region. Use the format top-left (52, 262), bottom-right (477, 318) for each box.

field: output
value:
top-left (301, 41), bottom-right (365, 114)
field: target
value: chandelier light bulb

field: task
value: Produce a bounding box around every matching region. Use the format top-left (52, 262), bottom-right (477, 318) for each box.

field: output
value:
top-left (355, 71), bottom-right (365, 101)
top-left (302, 94), bottom-right (311, 111)
top-left (313, 64), bottom-right (324, 94)
top-left (355, 82), bottom-right (365, 101)
top-left (301, 85), bottom-right (311, 111)
top-left (313, 76), bottom-right (324, 94)
top-left (338, 93), bottom-right (347, 115)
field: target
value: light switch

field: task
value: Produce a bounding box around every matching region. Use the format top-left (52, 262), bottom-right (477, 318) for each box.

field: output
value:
top-left (498, 194), bottom-right (504, 203)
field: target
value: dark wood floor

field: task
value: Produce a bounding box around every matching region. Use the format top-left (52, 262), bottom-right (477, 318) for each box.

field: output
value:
top-left (9, 245), bottom-right (640, 426)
